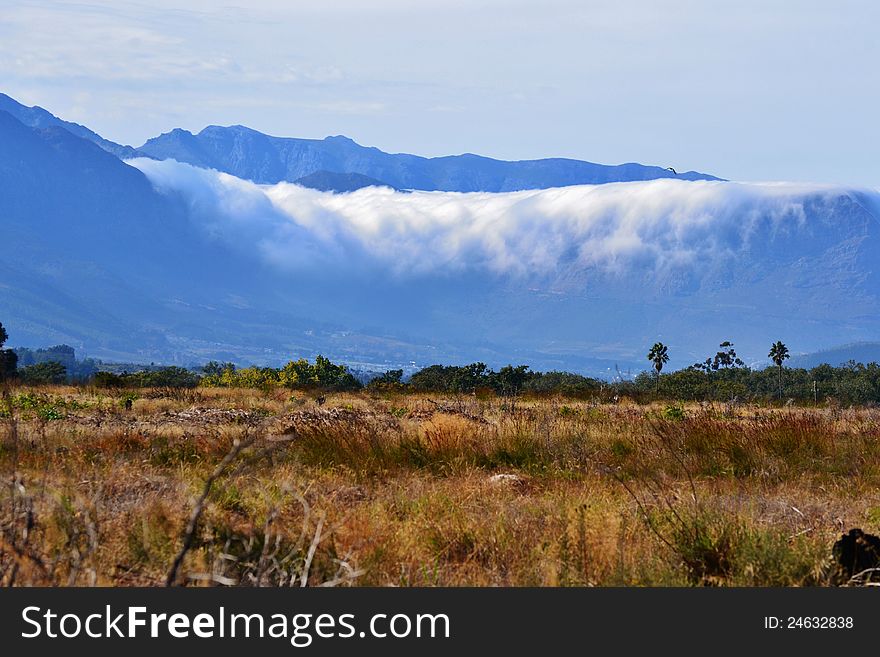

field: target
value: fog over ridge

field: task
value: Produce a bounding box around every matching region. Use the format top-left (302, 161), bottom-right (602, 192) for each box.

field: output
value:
top-left (129, 158), bottom-right (880, 279)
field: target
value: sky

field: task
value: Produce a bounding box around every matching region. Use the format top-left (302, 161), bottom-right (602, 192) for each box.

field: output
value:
top-left (2, 0), bottom-right (879, 185)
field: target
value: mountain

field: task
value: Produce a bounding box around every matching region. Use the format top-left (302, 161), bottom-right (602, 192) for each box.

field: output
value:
top-left (137, 125), bottom-right (722, 191)
top-left (0, 109), bottom-right (343, 362)
top-left (789, 343), bottom-right (880, 369)
top-left (0, 93), bottom-right (142, 159)
top-left (0, 108), bottom-right (178, 259)
top-left (121, 160), bottom-right (880, 372)
top-left (293, 170), bottom-right (398, 193)
top-left (0, 106), bottom-right (640, 371)
top-left (0, 93), bottom-right (722, 191)
top-left (2, 94), bottom-right (879, 376)
top-left (0, 107), bottom-right (212, 353)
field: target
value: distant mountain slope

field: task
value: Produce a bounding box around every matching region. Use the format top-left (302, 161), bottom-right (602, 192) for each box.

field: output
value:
top-left (0, 92), bottom-right (722, 192)
top-left (293, 170), bottom-right (398, 192)
top-left (6, 92), bottom-right (880, 375)
top-left (3, 107), bottom-right (630, 371)
top-left (0, 93), bottom-right (142, 159)
top-left (0, 109), bottom-right (290, 358)
top-left (137, 125), bottom-right (722, 191)
top-left (789, 343), bottom-right (880, 368)
top-left (0, 109), bottom-right (169, 248)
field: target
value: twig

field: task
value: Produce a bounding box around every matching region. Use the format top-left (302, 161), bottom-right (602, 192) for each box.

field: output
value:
top-left (254, 508), bottom-right (278, 587)
top-left (318, 567), bottom-right (366, 587)
top-left (847, 567), bottom-right (880, 586)
top-left (299, 512), bottom-right (325, 587)
top-left (187, 572), bottom-right (238, 586)
top-left (787, 527), bottom-right (813, 540)
top-left (600, 464), bottom-right (676, 552)
top-left (0, 534), bottom-right (49, 584)
top-left (165, 435), bottom-right (255, 587)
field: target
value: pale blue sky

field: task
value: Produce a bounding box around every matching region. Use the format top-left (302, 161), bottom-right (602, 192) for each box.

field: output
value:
top-left (2, 0), bottom-right (878, 185)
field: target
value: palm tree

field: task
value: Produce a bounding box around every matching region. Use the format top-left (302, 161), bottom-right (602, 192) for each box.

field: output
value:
top-left (647, 342), bottom-right (669, 392)
top-left (768, 341), bottom-right (790, 398)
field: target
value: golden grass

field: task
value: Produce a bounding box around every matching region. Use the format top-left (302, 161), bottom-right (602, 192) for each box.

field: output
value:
top-left (0, 385), bottom-right (877, 586)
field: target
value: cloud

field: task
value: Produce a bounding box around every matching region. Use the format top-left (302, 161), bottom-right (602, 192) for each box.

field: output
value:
top-left (129, 158), bottom-right (335, 270)
top-left (129, 158), bottom-right (879, 281)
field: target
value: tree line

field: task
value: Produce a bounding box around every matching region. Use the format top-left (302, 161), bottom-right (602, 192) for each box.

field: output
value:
top-left (641, 339), bottom-right (868, 404)
top-left (5, 321), bottom-right (880, 404)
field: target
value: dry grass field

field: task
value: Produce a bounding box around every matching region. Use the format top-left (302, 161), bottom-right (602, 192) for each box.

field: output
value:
top-left (1, 384), bottom-right (878, 586)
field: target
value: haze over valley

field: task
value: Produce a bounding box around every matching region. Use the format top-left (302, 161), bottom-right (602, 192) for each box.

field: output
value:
top-left (2, 92), bottom-right (878, 375)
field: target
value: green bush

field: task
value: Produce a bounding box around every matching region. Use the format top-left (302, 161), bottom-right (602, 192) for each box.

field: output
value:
top-left (366, 369), bottom-right (406, 392)
top-left (662, 405), bottom-right (686, 421)
top-left (200, 355), bottom-right (361, 392)
top-left (0, 321), bottom-right (16, 382)
top-left (93, 371), bottom-right (125, 388)
top-left (19, 361), bottom-right (67, 385)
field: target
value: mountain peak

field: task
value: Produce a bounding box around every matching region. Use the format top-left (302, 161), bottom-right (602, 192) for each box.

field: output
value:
top-left (200, 124), bottom-right (254, 135)
top-left (168, 127), bottom-right (196, 138)
top-left (0, 93), bottom-right (141, 159)
top-left (1, 92), bottom-right (723, 192)
top-left (2, 90), bottom-right (878, 375)
top-left (137, 123), bottom-right (722, 191)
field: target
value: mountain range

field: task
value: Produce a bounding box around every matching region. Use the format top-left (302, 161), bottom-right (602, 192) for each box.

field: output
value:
top-left (0, 93), bottom-right (720, 192)
top-left (0, 93), bottom-right (142, 160)
top-left (135, 125), bottom-right (722, 191)
top-left (0, 92), bottom-right (877, 375)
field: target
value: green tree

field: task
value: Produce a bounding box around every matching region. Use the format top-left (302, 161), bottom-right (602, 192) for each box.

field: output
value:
top-left (409, 365), bottom-right (455, 392)
top-left (523, 371), bottom-right (603, 398)
top-left (712, 341), bottom-right (745, 370)
top-left (494, 364), bottom-right (531, 396)
top-left (278, 356), bottom-right (361, 391)
top-left (768, 340), bottom-right (790, 398)
top-left (93, 371), bottom-right (125, 388)
top-left (280, 359), bottom-right (312, 387)
top-left (451, 362), bottom-right (490, 393)
top-left (376, 369), bottom-right (404, 384)
top-left (0, 321), bottom-right (18, 381)
top-left (202, 361), bottom-right (236, 377)
top-left (647, 342), bottom-right (669, 391)
top-left (19, 361), bottom-right (67, 385)
top-left (366, 369), bottom-right (405, 392)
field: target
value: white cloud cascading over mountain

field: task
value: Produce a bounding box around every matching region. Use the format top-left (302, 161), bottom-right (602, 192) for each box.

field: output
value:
top-left (129, 157), bottom-right (880, 281)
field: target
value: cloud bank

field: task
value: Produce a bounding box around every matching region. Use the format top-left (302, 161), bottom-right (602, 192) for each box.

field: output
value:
top-left (129, 158), bottom-right (879, 280)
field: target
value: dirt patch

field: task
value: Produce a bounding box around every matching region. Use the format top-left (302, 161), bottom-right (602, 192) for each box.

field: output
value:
top-left (275, 406), bottom-right (401, 436)
top-left (163, 407), bottom-right (266, 426)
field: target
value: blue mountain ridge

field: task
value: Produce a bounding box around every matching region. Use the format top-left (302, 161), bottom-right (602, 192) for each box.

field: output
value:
top-left (0, 93), bottom-right (142, 160)
top-left (1, 93), bottom-right (722, 192)
top-left (137, 125), bottom-right (722, 191)
top-left (0, 92), bottom-right (877, 375)
top-left (0, 104), bottom-right (646, 371)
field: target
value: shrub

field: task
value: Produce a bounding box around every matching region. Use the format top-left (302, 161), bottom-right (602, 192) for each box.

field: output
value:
top-left (662, 405), bottom-right (686, 421)
top-left (366, 369), bottom-right (406, 393)
top-left (0, 348), bottom-right (16, 381)
top-left (0, 321), bottom-right (19, 381)
top-left (93, 371), bottom-right (124, 388)
top-left (202, 356), bottom-right (361, 392)
top-left (19, 360), bottom-right (67, 385)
